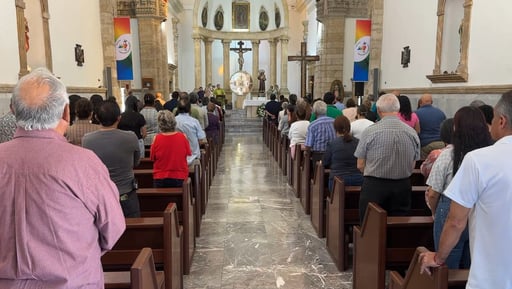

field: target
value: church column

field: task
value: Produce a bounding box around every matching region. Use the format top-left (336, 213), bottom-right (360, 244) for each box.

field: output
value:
top-left (280, 36), bottom-right (290, 96)
top-left (251, 40), bottom-right (260, 95)
top-left (204, 38), bottom-right (213, 87)
top-left (366, 0), bottom-right (384, 96)
top-left (222, 39), bottom-right (232, 104)
top-left (193, 35), bottom-right (202, 89)
top-left (99, 0), bottom-right (119, 99)
top-left (135, 1), bottom-right (169, 96)
top-left (269, 38), bottom-right (278, 90)
top-left (316, 0), bottom-right (367, 99)
top-left (15, 0), bottom-right (29, 77)
top-left (172, 17), bottom-right (180, 91)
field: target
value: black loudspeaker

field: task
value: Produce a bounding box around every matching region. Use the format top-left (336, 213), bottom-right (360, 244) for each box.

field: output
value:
top-left (354, 82), bottom-right (364, 97)
top-left (104, 67), bottom-right (113, 97)
top-left (372, 68), bottom-right (380, 99)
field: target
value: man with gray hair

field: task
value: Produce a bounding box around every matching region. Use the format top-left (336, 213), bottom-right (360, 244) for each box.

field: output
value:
top-left (0, 68), bottom-right (125, 288)
top-left (304, 100), bottom-right (336, 152)
top-left (355, 93), bottom-right (420, 221)
top-left (420, 90), bottom-right (512, 287)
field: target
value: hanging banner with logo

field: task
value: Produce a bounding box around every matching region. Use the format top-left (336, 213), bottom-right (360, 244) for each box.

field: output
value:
top-left (353, 19), bottom-right (371, 82)
top-left (114, 17), bottom-right (133, 80)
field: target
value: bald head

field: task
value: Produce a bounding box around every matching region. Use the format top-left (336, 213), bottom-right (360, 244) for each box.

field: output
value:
top-left (419, 94), bottom-right (433, 107)
top-left (12, 68), bottom-right (68, 130)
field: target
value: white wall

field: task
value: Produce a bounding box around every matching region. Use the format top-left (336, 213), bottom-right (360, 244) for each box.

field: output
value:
top-left (380, 0), bottom-right (437, 89)
top-left (0, 4), bottom-right (21, 85)
top-left (48, 0), bottom-right (104, 88)
top-left (468, 0), bottom-right (512, 85)
top-left (178, 5), bottom-right (195, 92)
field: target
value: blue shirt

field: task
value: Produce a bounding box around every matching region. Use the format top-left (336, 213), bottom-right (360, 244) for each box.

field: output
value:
top-left (305, 116), bottom-right (336, 151)
top-left (415, 104), bottom-right (446, 147)
top-left (175, 113), bottom-right (206, 165)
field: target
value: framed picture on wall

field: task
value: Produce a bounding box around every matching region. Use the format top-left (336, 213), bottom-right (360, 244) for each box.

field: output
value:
top-left (232, 2), bottom-right (250, 30)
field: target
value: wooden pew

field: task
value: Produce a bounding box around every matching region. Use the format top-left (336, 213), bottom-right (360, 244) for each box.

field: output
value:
top-left (291, 144), bottom-right (302, 198)
top-left (310, 160), bottom-right (329, 238)
top-left (135, 158), bottom-right (153, 170)
top-left (137, 179), bottom-right (195, 275)
top-left (352, 202), bottom-right (434, 289)
top-left (286, 137), bottom-right (293, 186)
top-left (134, 165), bottom-right (202, 239)
top-left (104, 248), bottom-right (165, 289)
top-left (300, 149), bottom-right (311, 214)
top-left (102, 203), bottom-right (182, 289)
top-left (326, 177), bottom-right (360, 271)
top-left (280, 133), bottom-right (288, 175)
top-left (389, 247), bottom-right (468, 289)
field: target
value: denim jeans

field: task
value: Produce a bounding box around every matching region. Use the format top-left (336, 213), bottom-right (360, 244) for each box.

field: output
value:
top-left (328, 174), bottom-right (364, 193)
top-left (120, 189), bottom-right (141, 218)
top-left (154, 178), bottom-right (184, 188)
top-left (434, 195), bottom-right (471, 269)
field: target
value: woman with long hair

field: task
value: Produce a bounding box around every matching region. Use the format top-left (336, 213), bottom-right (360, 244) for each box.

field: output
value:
top-left (322, 115), bottom-right (363, 191)
top-left (397, 95), bottom-right (420, 133)
top-left (426, 106), bottom-right (493, 269)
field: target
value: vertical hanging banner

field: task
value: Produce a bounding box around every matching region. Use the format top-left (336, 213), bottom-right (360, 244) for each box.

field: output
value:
top-left (114, 17), bottom-right (133, 80)
top-left (353, 19), bottom-right (372, 82)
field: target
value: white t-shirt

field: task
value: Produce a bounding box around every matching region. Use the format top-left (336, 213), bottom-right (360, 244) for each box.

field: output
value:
top-left (444, 135), bottom-right (512, 289)
top-left (350, 118), bottom-right (374, 139)
top-left (288, 120), bottom-right (310, 146)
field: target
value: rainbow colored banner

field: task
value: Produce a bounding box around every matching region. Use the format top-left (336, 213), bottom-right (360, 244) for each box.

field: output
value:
top-left (114, 17), bottom-right (133, 81)
top-left (353, 19), bottom-right (371, 82)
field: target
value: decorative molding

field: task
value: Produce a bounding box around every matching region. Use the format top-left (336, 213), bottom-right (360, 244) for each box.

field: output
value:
top-left (426, 73), bottom-right (467, 83)
top-left (67, 87), bottom-right (108, 94)
top-left (195, 27), bottom-right (288, 41)
top-left (0, 85), bottom-right (107, 94)
top-left (386, 84), bottom-right (512, 95)
top-left (0, 85), bottom-right (15, 93)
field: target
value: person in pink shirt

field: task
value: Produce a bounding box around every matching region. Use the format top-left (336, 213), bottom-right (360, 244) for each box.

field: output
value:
top-left (0, 68), bottom-right (125, 289)
top-left (397, 94), bottom-right (421, 133)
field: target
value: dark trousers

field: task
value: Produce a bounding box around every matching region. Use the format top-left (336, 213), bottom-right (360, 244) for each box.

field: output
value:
top-left (154, 178), bottom-right (184, 188)
top-left (120, 189), bottom-right (141, 218)
top-left (359, 176), bottom-right (411, 223)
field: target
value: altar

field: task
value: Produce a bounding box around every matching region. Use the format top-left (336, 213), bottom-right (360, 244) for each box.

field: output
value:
top-left (243, 97), bottom-right (267, 118)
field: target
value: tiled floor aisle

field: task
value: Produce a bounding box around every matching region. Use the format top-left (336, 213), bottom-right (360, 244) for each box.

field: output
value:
top-left (184, 121), bottom-right (352, 288)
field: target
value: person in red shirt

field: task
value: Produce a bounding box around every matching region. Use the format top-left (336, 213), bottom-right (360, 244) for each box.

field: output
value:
top-left (150, 110), bottom-right (191, 187)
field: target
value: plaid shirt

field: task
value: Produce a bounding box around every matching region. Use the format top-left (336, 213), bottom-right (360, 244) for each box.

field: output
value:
top-left (305, 115), bottom-right (336, 151)
top-left (66, 119), bottom-right (100, 146)
top-left (355, 115), bottom-right (420, 179)
top-left (0, 112), bottom-right (16, 144)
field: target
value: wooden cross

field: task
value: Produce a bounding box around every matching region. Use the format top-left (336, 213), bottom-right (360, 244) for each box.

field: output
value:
top-left (288, 42), bottom-right (320, 98)
top-left (230, 41), bottom-right (252, 71)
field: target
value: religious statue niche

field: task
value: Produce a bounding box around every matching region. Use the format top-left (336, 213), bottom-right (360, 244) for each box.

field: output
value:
top-left (75, 44), bottom-right (84, 66)
top-left (201, 4), bottom-right (208, 28)
top-left (275, 6), bottom-right (281, 28)
top-left (259, 8), bottom-right (269, 31)
top-left (232, 2), bottom-right (250, 30)
top-left (214, 7), bottom-right (224, 31)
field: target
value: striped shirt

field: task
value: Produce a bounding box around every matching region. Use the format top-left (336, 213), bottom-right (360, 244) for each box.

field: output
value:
top-left (140, 107), bottom-right (159, 145)
top-left (65, 119), bottom-right (100, 146)
top-left (304, 116), bottom-right (336, 151)
top-left (354, 115), bottom-right (420, 179)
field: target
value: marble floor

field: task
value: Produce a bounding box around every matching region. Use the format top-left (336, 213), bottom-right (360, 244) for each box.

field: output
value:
top-left (184, 123), bottom-right (353, 288)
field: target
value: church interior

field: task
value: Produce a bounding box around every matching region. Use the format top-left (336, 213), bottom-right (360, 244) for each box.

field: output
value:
top-left (1, 0), bottom-right (512, 288)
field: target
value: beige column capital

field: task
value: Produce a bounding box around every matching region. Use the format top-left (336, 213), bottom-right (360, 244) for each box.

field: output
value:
top-left (193, 36), bottom-right (202, 89)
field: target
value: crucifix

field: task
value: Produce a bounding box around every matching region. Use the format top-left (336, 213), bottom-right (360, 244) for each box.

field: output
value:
top-left (288, 42), bottom-right (320, 98)
top-left (230, 41), bottom-right (252, 71)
